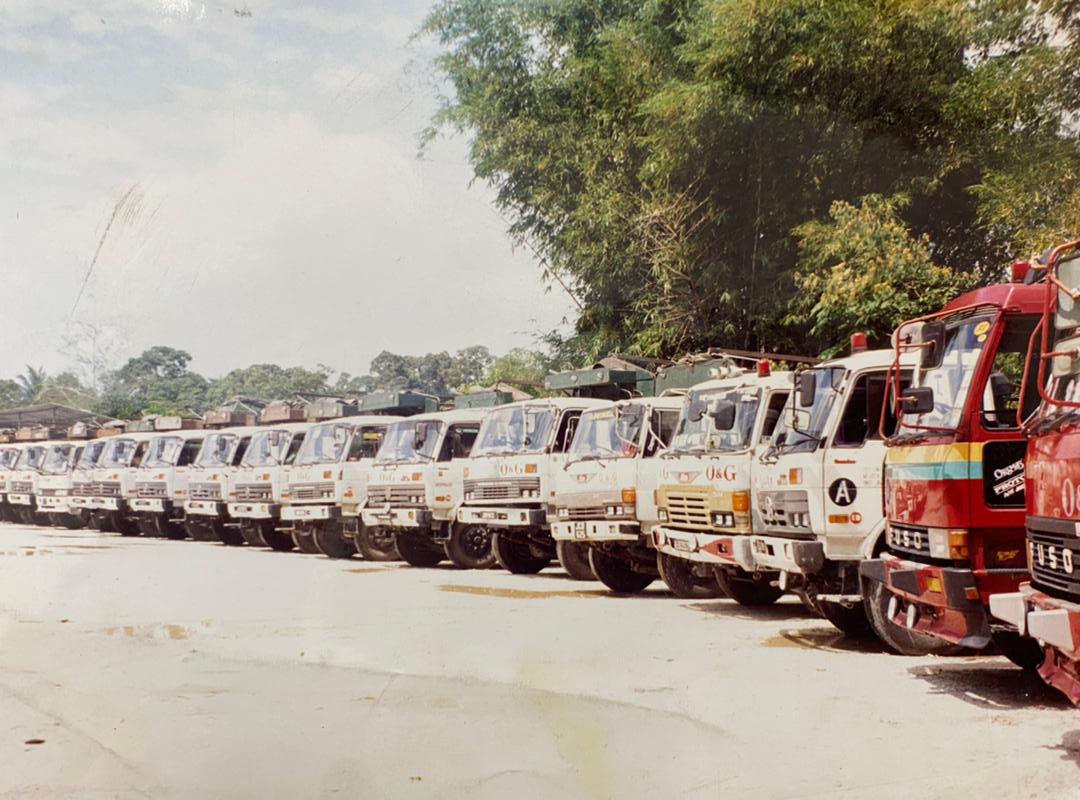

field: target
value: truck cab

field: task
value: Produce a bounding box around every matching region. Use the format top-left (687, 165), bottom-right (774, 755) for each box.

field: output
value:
top-left (458, 398), bottom-right (608, 575)
top-left (8, 438), bottom-right (48, 525)
top-left (36, 439), bottom-right (88, 529)
top-left (0, 443), bottom-right (23, 523)
top-left (68, 435), bottom-right (111, 527)
top-left (184, 424), bottom-right (257, 545)
top-left (362, 408), bottom-right (487, 569)
top-left (226, 418), bottom-right (310, 551)
top-left (747, 344), bottom-right (912, 634)
top-left (549, 395), bottom-right (683, 592)
top-left (282, 413), bottom-right (401, 557)
top-left (130, 422), bottom-right (206, 538)
top-left (87, 430), bottom-right (154, 536)
top-left (991, 241), bottom-right (1080, 703)
top-left (651, 367), bottom-right (792, 601)
top-left (861, 275), bottom-right (1044, 661)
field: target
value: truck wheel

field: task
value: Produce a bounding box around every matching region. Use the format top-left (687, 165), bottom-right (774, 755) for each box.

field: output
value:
top-left (239, 520), bottom-right (270, 547)
top-left (139, 516), bottom-right (162, 537)
top-left (492, 533), bottom-right (550, 574)
top-left (993, 630), bottom-right (1045, 671)
top-left (262, 526), bottom-right (296, 552)
top-left (589, 547), bottom-right (653, 594)
top-left (184, 518), bottom-right (212, 541)
top-left (395, 530), bottom-right (444, 568)
top-left (91, 511), bottom-right (111, 532)
top-left (657, 553), bottom-right (723, 598)
top-left (819, 599), bottom-right (873, 637)
top-left (111, 513), bottom-right (139, 537)
top-left (313, 523), bottom-right (354, 559)
top-left (556, 541), bottom-right (595, 581)
top-left (714, 570), bottom-right (783, 606)
top-left (213, 519), bottom-right (245, 546)
top-left (355, 525), bottom-right (399, 561)
top-left (292, 523), bottom-right (322, 554)
top-left (863, 578), bottom-right (965, 656)
top-left (445, 525), bottom-right (496, 570)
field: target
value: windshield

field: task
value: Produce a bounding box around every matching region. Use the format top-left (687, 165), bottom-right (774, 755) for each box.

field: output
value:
top-left (471, 405), bottom-right (556, 456)
top-left (773, 367), bottom-right (844, 454)
top-left (41, 444), bottom-right (75, 474)
top-left (196, 433), bottom-right (237, 468)
top-left (0, 448), bottom-right (19, 470)
top-left (16, 445), bottom-right (46, 471)
top-left (101, 437), bottom-right (139, 468)
top-left (242, 429), bottom-right (294, 467)
top-left (375, 420), bottom-right (443, 465)
top-left (141, 436), bottom-right (183, 468)
top-left (901, 312), bottom-right (994, 432)
top-left (296, 423), bottom-right (352, 466)
top-left (77, 440), bottom-right (106, 469)
top-left (670, 388), bottom-right (760, 454)
top-left (569, 406), bottom-right (645, 460)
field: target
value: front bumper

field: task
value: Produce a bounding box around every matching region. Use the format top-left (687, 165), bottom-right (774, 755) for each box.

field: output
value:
top-left (88, 496), bottom-right (126, 511)
top-left (37, 496), bottom-right (71, 513)
top-left (69, 497), bottom-right (95, 509)
top-left (6, 493), bottom-right (32, 506)
top-left (860, 556), bottom-right (993, 648)
top-left (131, 498), bottom-right (172, 514)
top-left (746, 536), bottom-right (825, 575)
top-left (654, 527), bottom-right (754, 570)
top-left (457, 506), bottom-right (546, 527)
top-left (360, 506), bottom-right (431, 528)
top-left (990, 586), bottom-right (1080, 706)
top-left (185, 500), bottom-right (223, 517)
top-left (282, 504), bottom-right (342, 522)
top-left (550, 519), bottom-right (640, 543)
top-left (227, 502), bottom-right (280, 519)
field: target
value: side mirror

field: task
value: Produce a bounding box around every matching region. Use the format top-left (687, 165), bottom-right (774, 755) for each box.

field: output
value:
top-left (797, 372), bottom-right (816, 408)
top-left (1056, 256), bottom-right (1080, 331)
top-left (413, 425), bottom-right (428, 450)
top-left (709, 399), bottom-right (737, 431)
top-left (900, 386), bottom-right (934, 415)
top-left (687, 398), bottom-right (706, 423)
top-left (919, 320), bottom-right (946, 370)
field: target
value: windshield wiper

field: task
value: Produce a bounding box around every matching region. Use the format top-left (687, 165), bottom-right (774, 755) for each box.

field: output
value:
top-left (565, 454), bottom-right (609, 469)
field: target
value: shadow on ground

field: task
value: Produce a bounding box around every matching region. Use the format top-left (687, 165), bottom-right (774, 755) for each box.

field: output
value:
top-left (909, 662), bottom-right (1074, 711)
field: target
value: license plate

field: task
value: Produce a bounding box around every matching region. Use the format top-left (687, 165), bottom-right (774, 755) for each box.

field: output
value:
top-left (8, 494), bottom-right (30, 505)
top-left (135, 499), bottom-right (164, 512)
top-left (672, 538), bottom-right (691, 552)
top-left (293, 506), bottom-right (329, 520)
top-left (481, 511), bottom-right (498, 521)
top-left (573, 521), bottom-right (587, 539)
top-left (100, 498), bottom-right (119, 510)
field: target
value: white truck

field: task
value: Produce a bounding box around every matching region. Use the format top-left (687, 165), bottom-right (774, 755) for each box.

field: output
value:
top-left (35, 438), bottom-right (90, 529)
top-left (651, 366), bottom-right (792, 600)
top-left (226, 416), bottom-right (311, 550)
top-left (549, 395), bottom-right (684, 592)
top-left (457, 398), bottom-right (610, 574)
top-left (281, 413), bottom-right (402, 558)
top-left (183, 423), bottom-right (259, 545)
top-left (68, 434), bottom-right (115, 529)
top-left (84, 429), bottom-right (155, 536)
top-left (0, 442), bottom-right (23, 523)
top-left (7, 437), bottom-right (48, 525)
top-left (361, 408), bottom-right (487, 568)
top-left (746, 343), bottom-right (914, 633)
top-left (130, 420), bottom-right (207, 539)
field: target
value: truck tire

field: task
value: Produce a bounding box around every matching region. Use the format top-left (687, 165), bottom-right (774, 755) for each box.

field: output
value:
top-left (262, 526), bottom-right (296, 552)
top-left (992, 630), bottom-right (1045, 671)
top-left (112, 513), bottom-right (140, 537)
top-left (589, 547), bottom-right (654, 594)
top-left (139, 516), bottom-right (163, 537)
top-left (444, 524), bottom-right (496, 570)
top-left (214, 519), bottom-right (245, 546)
top-left (355, 525), bottom-right (399, 561)
top-left (184, 518), bottom-right (214, 542)
top-left (657, 553), bottom-right (723, 598)
top-left (238, 520), bottom-right (271, 547)
top-left (714, 570), bottom-right (783, 606)
top-left (492, 533), bottom-right (550, 575)
top-left (819, 599), bottom-right (873, 637)
top-left (57, 512), bottom-right (86, 530)
top-left (394, 530), bottom-right (444, 568)
top-left (292, 523), bottom-right (322, 554)
top-left (863, 578), bottom-right (965, 656)
top-left (556, 541), bottom-right (595, 581)
top-left (313, 523), bottom-right (354, 559)
top-left (91, 511), bottom-right (112, 532)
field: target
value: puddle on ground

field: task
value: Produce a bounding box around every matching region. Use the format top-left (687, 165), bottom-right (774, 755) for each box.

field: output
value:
top-left (439, 585), bottom-right (609, 600)
top-left (761, 627), bottom-right (884, 654)
top-left (23, 739), bottom-right (45, 746)
top-left (0, 545), bottom-right (110, 557)
top-left (344, 568), bottom-right (387, 574)
top-left (105, 623), bottom-right (206, 641)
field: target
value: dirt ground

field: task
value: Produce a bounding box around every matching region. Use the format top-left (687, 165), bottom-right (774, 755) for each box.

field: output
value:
top-left (0, 523), bottom-right (1078, 799)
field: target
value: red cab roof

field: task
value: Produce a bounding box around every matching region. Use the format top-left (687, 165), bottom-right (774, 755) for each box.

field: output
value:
top-left (941, 281), bottom-right (1046, 315)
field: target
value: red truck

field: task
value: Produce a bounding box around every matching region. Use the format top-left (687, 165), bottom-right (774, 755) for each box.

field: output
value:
top-left (860, 264), bottom-right (1045, 666)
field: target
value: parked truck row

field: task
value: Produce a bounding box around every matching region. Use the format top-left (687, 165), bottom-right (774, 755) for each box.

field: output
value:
top-left (9, 246), bottom-right (1080, 705)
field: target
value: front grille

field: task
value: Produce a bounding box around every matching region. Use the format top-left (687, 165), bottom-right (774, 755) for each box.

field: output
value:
top-left (39, 488), bottom-right (61, 497)
top-left (665, 492), bottom-right (711, 528)
top-left (189, 482), bottom-right (222, 501)
top-left (463, 478), bottom-right (541, 501)
top-left (757, 490), bottom-right (812, 535)
top-left (73, 482), bottom-right (96, 497)
top-left (100, 481), bottom-right (121, 497)
top-left (290, 481), bottom-right (336, 501)
top-left (367, 484), bottom-right (425, 507)
top-left (235, 483), bottom-right (272, 502)
top-left (886, 523), bottom-right (932, 560)
top-left (566, 505), bottom-right (606, 520)
top-left (1029, 516), bottom-right (1080, 600)
top-left (10, 481), bottom-right (32, 494)
top-left (136, 481), bottom-right (167, 499)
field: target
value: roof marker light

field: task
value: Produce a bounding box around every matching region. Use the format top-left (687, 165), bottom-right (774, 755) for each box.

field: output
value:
top-left (850, 332), bottom-right (869, 353)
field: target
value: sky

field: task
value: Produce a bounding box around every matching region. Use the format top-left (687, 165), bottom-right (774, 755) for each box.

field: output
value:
top-left (0, 0), bottom-right (577, 383)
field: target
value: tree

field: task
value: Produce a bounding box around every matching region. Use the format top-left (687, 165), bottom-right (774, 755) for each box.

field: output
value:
top-left (205, 364), bottom-right (331, 406)
top-left (101, 346), bottom-right (209, 415)
top-left (0, 380), bottom-right (22, 409)
top-left (15, 365), bottom-right (48, 404)
top-left (483, 348), bottom-right (552, 394)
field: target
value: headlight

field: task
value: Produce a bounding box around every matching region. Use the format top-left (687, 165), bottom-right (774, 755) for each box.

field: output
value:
top-left (711, 512), bottom-right (735, 528)
top-left (56, 489), bottom-right (69, 497)
top-left (658, 509), bottom-right (668, 521)
top-left (465, 492), bottom-right (474, 500)
top-left (606, 505), bottom-right (619, 516)
top-left (928, 528), bottom-right (969, 560)
top-left (557, 507), bottom-right (569, 519)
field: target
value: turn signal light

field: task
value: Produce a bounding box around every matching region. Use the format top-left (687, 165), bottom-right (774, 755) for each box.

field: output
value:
top-left (928, 528), bottom-right (969, 560)
top-left (525, 464), bottom-right (538, 474)
top-left (621, 488), bottom-right (637, 504)
top-left (788, 468), bottom-right (802, 485)
top-left (732, 491), bottom-right (750, 513)
top-left (925, 576), bottom-right (943, 594)
top-left (828, 514), bottom-right (850, 524)
top-left (411, 473), bottom-right (422, 481)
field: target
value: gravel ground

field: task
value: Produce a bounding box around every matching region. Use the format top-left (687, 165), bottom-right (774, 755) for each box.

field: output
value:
top-left (0, 523), bottom-right (1078, 799)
